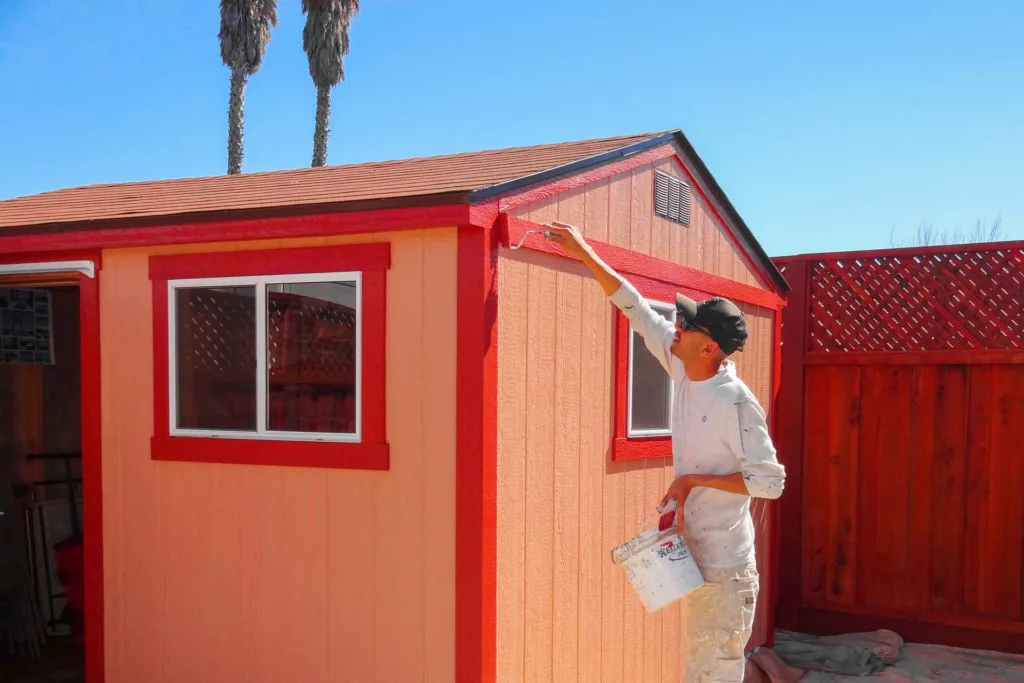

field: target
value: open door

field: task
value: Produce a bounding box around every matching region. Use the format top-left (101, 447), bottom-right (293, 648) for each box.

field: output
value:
top-left (0, 254), bottom-right (101, 683)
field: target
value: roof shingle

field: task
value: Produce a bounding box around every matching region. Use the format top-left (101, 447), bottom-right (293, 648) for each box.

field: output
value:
top-left (0, 132), bottom-right (663, 230)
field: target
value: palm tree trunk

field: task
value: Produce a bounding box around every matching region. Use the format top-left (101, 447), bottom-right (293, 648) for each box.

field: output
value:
top-left (227, 68), bottom-right (247, 175)
top-left (312, 85), bottom-right (331, 167)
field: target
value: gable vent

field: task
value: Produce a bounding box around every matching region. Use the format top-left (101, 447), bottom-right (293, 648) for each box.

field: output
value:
top-left (653, 170), bottom-right (691, 226)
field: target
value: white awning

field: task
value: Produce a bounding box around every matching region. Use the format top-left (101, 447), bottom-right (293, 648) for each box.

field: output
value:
top-left (0, 260), bottom-right (95, 279)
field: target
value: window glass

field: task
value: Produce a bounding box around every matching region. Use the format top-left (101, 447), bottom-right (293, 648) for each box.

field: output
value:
top-left (175, 285), bottom-right (257, 431)
top-left (629, 305), bottom-right (673, 434)
top-left (267, 281), bottom-right (358, 435)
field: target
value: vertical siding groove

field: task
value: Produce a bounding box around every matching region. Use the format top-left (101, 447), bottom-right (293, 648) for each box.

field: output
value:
top-left (419, 238), bottom-right (428, 678)
top-left (576, 271), bottom-right (584, 681)
top-left (551, 267), bottom-right (558, 681)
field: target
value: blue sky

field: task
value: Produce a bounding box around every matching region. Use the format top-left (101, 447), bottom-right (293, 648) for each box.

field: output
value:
top-left (1, 0), bottom-right (1021, 256)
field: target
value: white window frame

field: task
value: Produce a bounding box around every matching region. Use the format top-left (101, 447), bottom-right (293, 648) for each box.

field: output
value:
top-left (626, 300), bottom-right (675, 438)
top-left (167, 270), bottom-right (363, 444)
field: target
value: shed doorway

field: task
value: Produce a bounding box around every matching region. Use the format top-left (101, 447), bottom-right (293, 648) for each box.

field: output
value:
top-left (0, 259), bottom-right (99, 683)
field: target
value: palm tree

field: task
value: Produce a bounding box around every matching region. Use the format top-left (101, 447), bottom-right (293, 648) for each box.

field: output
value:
top-left (302, 0), bottom-right (359, 167)
top-left (219, 0), bottom-right (278, 175)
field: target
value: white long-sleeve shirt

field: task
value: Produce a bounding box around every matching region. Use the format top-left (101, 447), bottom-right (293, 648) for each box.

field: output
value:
top-left (610, 280), bottom-right (785, 569)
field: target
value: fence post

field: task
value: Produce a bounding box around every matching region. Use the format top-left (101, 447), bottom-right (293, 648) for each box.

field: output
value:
top-left (775, 259), bottom-right (810, 630)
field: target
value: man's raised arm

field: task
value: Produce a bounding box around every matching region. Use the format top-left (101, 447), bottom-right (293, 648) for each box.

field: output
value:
top-left (544, 222), bottom-right (680, 377)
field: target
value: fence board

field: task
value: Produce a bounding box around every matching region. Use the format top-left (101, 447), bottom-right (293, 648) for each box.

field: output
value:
top-left (825, 367), bottom-right (859, 604)
top-left (964, 366), bottom-right (994, 619)
top-left (906, 367), bottom-right (938, 612)
top-left (800, 367), bottom-right (831, 601)
top-left (930, 366), bottom-right (968, 616)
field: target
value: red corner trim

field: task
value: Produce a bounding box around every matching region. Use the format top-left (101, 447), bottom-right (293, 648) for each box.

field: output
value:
top-left (0, 204), bottom-right (469, 255)
top-left (502, 216), bottom-right (784, 310)
top-left (149, 242), bottom-right (390, 470)
top-left (80, 267), bottom-right (105, 683)
top-left (497, 145), bottom-right (676, 211)
top-left (467, 199), bottom-right (500, 230)
top-left (455, 223), bottom-right (498, 683)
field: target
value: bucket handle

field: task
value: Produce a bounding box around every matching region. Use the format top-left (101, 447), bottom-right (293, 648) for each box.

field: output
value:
top-left (638, 499), bottom-right (678, 536)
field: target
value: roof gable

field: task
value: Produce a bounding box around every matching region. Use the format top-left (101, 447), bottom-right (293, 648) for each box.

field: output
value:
top-left (483, 133), bottom-right (788, 294)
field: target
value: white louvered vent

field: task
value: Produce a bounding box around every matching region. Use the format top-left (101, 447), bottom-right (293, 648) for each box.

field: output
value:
top-left (653, 171), bottom-right (691, 226)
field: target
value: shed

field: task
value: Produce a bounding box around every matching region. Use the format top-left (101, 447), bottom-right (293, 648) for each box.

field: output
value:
top-left (0, 130), bottom-right (788, 683)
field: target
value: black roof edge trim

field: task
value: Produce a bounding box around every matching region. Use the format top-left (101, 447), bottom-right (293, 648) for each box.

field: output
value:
top-left (466, 132), bottom-right (677, 204)
top-left (668, 130), bottom-right (790, 294)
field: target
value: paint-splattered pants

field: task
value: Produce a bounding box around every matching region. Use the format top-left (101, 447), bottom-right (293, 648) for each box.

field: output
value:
top-left (681, 561), bottom-right (759, 683)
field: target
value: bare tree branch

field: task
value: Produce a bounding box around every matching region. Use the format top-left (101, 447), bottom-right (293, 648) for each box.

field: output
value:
top-left (890, 216), bottom-right (1005, 247)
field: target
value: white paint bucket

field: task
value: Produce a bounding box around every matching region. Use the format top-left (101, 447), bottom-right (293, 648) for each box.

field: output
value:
top-left (611, 506), bottom-right (705, 613)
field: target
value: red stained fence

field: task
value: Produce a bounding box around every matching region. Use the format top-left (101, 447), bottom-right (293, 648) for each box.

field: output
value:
top-left (773, 241), bottom-right (1024, 653)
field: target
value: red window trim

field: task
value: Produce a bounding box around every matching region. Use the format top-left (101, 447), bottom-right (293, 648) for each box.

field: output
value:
top-left (613, 310), bottom-right (672, 461)
top-left (611, 281), bottom-right (708, 462)
top-left (149, 243), bottom-right (390, 470)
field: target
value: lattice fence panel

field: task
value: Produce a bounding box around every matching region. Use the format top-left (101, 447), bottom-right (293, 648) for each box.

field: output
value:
top-left (180, 289), bottom-right (257, 371)
top-left (267, 292), bottom-right (356, 385)
top-left (180, 288), bottom-right (356, 383)
top-left (806, 247), bottom-right (1024, 352)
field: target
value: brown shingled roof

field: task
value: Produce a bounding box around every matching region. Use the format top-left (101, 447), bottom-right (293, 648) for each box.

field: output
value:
top-left (0, 132), bottom-right (666, 231)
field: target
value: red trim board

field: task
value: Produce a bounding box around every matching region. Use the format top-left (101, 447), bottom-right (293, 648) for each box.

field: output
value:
top-left (79, 271), bottom-right (105, 683)
top-left (149, 242), bottom-right (390, 470)
top-left (774, 238), bottom-right (1024, 263)
top-left (0, 204), bottom-right (468, 255)
top-left (501, 216), bottom-right (784, 310)
top-left (148, 243), bottom-right (391, 280)
top-left (454, 222), bottom-right (499, 683)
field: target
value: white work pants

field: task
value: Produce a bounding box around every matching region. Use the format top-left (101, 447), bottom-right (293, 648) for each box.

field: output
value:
top-left (681, 561), bottom-right (759, 683)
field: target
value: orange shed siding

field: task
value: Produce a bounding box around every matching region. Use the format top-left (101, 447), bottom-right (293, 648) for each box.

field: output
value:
top-left (496, 185), bottom-right (776, 680)
top-left (100, 230), bottom-right (457, 683)
top-left (508, 158), bottom-right (765, 288)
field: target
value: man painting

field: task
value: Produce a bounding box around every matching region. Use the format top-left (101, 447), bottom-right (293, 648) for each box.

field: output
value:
top-left (545, 221), bottom-right (786, 682)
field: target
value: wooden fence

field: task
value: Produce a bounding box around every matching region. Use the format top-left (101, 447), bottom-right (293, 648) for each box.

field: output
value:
top-left (773, 241), bottom-right (1024, 653)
